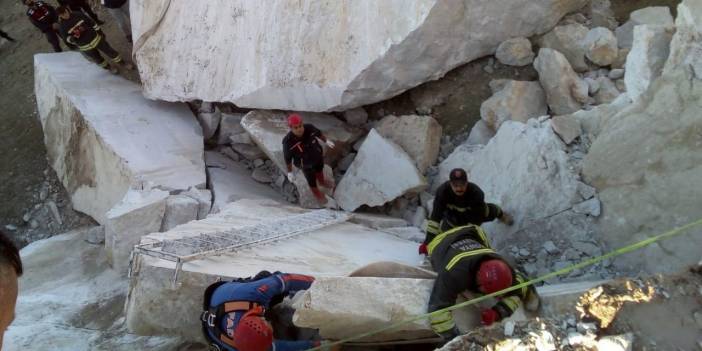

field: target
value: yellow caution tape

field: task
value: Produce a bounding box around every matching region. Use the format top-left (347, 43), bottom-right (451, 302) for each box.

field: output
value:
top-left (306, 217), bottom-right (702, 350)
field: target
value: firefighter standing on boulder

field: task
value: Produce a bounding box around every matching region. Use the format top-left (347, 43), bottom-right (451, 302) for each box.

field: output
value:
top-left (56, 5), bottom-right (134, 74)
top-left (201, 271), bottom-right (328, 351)
top-left (426, 224), bottom-right (539, 342)
top-left (23, 0), bottom-right (63, 52)
top-left (420, 168), bottom-right (513, 254)
top-left (282, 114), bottom-right (336, 205)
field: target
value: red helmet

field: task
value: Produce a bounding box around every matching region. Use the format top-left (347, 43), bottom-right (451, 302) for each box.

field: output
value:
top-left (233, 310), bottom-right (273, 351)
top-left (476, 259), bottom-right (513, 294)
top-left (287, 113), bottom-right (303, 127)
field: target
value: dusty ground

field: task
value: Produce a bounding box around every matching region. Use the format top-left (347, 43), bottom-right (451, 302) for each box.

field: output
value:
top-left (0, 0), bottom-right (136, 246)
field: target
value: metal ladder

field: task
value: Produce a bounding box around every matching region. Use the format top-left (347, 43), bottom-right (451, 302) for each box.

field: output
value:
top-left (131, 209), bottom-right (352, 285)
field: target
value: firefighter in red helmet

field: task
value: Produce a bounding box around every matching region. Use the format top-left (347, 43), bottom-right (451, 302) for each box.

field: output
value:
top-left (282, 113), bottom-right (336, 205)
top-left (425, 224), bottom-right (540, 342)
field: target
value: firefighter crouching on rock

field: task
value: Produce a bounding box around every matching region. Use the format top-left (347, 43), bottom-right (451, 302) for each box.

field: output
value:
top-left (420, 168), bottom-right (513, 255)
top-left (202, 271), bottom-right (329, 351)
top-left (282, 113), bottom-right (336, 205)
top-left (56, 5), bottom-right (134, 74)
top-left (426, 224), bottom-right (540, 342)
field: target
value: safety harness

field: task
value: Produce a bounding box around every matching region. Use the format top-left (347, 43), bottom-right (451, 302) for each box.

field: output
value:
top-left (201, 297), bottom-right (264, 350)
top-left (201, 271), bottom-right (278, 351)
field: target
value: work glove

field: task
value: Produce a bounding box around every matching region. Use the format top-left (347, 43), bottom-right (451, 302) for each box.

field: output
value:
top-left (499, 212), bottom-right (514, 226)
top-left (325, 140), bottom-right (335, 149)
top-left (287, 172), bottom-right (295, 182)
top-left (418, 243), bottom-right (428, 255)
top-left (480, 308), bottom-right (500, 326)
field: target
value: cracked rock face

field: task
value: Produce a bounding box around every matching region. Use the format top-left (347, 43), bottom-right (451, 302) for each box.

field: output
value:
top-left (132, 0), bottom-right (586, 111)
top-left (334, 129), bottom-right (426, 212)
top-left (583, 0), bottom-right (702, 274)
top-left (34, 52), bottom-right (205, 224)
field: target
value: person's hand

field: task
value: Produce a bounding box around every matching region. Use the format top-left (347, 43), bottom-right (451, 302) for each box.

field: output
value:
top-left (499, 212), bottom-right (514, 226)
top-left (325, 140), bottom-right (335, 149)
top-left (287, 172), bottom-right (295, 182)
top-left (480, 308), bottom-right (500, 326)
top-left (418, 243), bottom-right (428, 255)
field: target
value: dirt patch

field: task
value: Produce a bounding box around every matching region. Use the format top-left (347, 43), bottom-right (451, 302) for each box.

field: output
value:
top-left (365, 57), bottom-right (538, 136)
top-left (611, 0), bottom-right (681, 22)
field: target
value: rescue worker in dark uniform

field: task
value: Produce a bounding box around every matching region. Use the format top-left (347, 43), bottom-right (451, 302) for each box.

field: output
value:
top-left (56, 6), bottom-right (134, 74)
top-left (23, 0), bottom-right (62, 52)
top-left (57, 0), bottom-right (104, 24)
top-left (282, 114), bottom-right (336, 205)
top-left (420, 168), bottom-right (513, 254)
top-left (426, 224), bottom-right (539, 342)
top-left (201, 271), bottom-right (323, 351)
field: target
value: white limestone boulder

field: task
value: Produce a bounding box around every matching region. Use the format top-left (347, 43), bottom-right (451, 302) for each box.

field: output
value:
top-left (583, 0), bottom-right (702, 274)
top-left (625, 25), bottom-right (674, 101)
top-left (182, 187), bottom-right (213, 220)
top-left (205, 151), bottom-right (283, 211)
top-left (437, 121), bottom-right (582, 243)
top-left (495, 37), bottom-right (535, 67)
top-left (589, 0), bottom-right (618, 30)
top-left (550, 115), bottom-right (582, 144)
top-left (480, 80), bottom-right (547, 130)
top-left (465, 120), bottom-right (496, 145)
top-left (537, 24), bottom-right (590, 72)
top-left (663, 0), bottom-right (702, 77)
top-left (615, 6), bottom-right (675, 48)
top-left (594, 77), bottom-right (621, 104)
top-left (343, 107), bottom-right (368, 126)
top-left (105, 188), bottom-right (169, 274)
top-left (131, 0), bottom-right (587, 112)
top-left (216, 113), bottom-right (246, 145)
top-left (240, 110), bottom-right (362, 172)
top-left (34, 52), bottom-right (205, 225)
top-left (375, 115), bottom-right (442, 173)
top-left (197, 108), bottom-right (221, 140)
top-left (334, 129), bottom-right (427, 212)
top-left (533, 48), bottom-right (588, 115)
top-left (161, 195), bottom-right (199, 232)
top-left (125, 199), bottom-right (422, 340)
top-left (583, 27), bottom-right (619, 66)
top-left (292, 277), bottom-right (441, 342)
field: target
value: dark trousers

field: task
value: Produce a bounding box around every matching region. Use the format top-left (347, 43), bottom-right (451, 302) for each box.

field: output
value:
top-left (301, 162), bottom-right (324, 188)
top-left (82, 37), bottom-right (121, 68)
top-left (45, 30), bottom-right (62, 52)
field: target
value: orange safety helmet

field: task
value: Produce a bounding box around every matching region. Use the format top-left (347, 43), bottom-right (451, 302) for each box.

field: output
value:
top-left (476, 259), bottom-right (513, 294)
top-left (232, 307), bottom-right (273, 351)
top-left (287, 113), bottom-right (303, 127)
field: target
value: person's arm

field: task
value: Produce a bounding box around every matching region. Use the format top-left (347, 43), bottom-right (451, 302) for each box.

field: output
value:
top-left (425, 185), bottom-right (447, 244)
top-left (307, 124), bottom-right (322, 139)
top-left (275, 273), bottom-right (315, 296)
